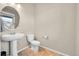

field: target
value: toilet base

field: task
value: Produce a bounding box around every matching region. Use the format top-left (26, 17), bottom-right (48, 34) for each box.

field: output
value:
top-left (31, 45), bottom-right (39, 52)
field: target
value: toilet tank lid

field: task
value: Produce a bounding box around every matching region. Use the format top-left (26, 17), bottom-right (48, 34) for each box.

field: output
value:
top-left (27, 33), bottom-right (34, 36)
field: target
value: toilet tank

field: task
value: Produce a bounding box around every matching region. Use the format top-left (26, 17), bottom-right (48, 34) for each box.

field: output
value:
top-left (27, 33), bottom-right (34, 42)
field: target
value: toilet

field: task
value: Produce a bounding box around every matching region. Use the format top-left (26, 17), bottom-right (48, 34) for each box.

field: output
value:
top-left (27, 33), bottom-right (40, 52)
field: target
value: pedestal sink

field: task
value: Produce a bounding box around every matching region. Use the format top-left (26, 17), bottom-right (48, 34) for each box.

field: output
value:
top-left (2, 33), bottom-right (25, 56)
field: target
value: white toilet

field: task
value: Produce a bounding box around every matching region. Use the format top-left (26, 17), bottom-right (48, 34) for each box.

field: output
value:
top-left (27, 33), bottom-right (40, 51)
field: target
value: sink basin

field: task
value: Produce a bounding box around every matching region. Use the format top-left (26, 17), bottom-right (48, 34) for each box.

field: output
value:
top-left (2, 33), bottom-right (25, 41)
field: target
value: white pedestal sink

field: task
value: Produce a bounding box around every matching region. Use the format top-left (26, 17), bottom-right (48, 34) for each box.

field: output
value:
top-left (2, 33), bottom-right (25, 56)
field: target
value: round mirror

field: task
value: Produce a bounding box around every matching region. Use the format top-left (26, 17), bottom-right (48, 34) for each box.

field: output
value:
top-left (2, 6), bottom-right (20, 28)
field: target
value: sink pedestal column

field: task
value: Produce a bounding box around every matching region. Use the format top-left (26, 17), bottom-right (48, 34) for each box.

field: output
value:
top-left (10, 40), bottom-right (17, 56)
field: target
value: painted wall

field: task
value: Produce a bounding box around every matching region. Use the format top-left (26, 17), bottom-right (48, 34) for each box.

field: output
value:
top-left (35, 4), bottom-right (76, 55)
top-left (76, 4), bottom-right (79, 56)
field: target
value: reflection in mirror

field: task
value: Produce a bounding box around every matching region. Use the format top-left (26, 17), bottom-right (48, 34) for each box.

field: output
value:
top-left (0, 12), bottom-right (15, 32)
top-left (1, 16), bottom-right (13, 31)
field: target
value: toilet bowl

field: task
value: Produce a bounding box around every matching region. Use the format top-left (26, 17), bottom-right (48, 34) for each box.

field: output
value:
top-left (31, 41), bottom-right (40, 51)
top-left (27, 33), bottom-right (40, 51)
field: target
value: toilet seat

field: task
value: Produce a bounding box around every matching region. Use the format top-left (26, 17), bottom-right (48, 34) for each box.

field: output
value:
top-left (31, 41), bottom-right (40, 46)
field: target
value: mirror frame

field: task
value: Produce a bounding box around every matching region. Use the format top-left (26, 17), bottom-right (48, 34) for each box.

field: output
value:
top-left (2, 6), bottom-right (20, 28)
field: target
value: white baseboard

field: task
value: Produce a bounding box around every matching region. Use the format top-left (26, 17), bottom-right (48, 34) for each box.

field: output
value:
top-left (17, 46), bottom-right (69, 56)
top-left (40, 46), bottom-right (69, 56)
top-left (17, 46), bottom-right (29, 53)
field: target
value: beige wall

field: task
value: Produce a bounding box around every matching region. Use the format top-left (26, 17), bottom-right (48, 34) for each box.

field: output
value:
top-left (76, 4), bottom-right (79, 56)
top-left (35, 4), bottom-right (76, 55)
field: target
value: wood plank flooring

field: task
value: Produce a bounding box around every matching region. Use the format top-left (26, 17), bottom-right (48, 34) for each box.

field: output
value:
top-left (18, 47), bottom-right (58, 56)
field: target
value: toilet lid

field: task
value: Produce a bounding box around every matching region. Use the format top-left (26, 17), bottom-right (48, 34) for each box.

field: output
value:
top-left (31, 41), bottom-right (40, 45)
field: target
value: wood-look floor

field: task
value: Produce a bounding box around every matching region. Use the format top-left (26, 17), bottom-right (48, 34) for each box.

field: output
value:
top-left (18, 47), bottom-right (58, 56)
